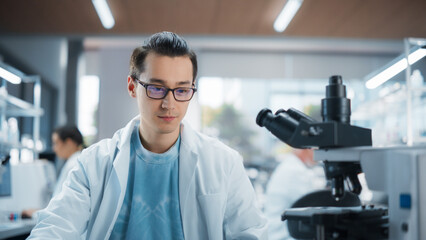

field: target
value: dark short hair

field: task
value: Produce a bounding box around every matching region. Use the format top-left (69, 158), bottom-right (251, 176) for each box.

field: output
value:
top-left (129, 31), bottom-right (198, 83)
top-left (53, 125), bottom-right (84, 146)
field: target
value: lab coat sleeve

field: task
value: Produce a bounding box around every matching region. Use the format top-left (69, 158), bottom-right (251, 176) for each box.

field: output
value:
top-left (28, 159), bottom-right (91, 239)
top-left (223, 153), bottom-right (268, 239)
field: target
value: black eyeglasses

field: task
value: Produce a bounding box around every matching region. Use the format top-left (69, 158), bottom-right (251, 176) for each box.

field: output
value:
top-left (133, 77), bottom-right (197, 102)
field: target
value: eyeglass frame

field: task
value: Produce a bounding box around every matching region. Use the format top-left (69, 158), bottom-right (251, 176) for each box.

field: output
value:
top-left (133, 77), bottom-right (197, 102)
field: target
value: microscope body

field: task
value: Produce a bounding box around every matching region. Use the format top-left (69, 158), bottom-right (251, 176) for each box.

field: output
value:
top-left (315, 146), bottom-right (426, 240)
top-left (257, 75), bottom-right (426, 239)
top-left (257, 75), bottom-right (371, 200)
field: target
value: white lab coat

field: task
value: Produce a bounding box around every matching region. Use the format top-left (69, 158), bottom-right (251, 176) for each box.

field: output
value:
top-left (29, 116), bottom-right (268, 239)
top-left (52, 151), bottom-right (81, 197)
top-left (264, 153), bottom-right (325, 240)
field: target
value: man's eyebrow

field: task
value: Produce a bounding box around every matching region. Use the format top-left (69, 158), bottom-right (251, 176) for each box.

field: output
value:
top-left (176, 80), bottom-right (192, 86)
top-left (148, 78), bottom-right (166, 84)
top-left (148, 78), bottom-right (192, 86)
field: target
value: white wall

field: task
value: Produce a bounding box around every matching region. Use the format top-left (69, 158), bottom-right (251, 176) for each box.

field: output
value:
top-left (86, 48), bottom-right (139, 140)
top-left (198, 51), bottom-right (395, 80)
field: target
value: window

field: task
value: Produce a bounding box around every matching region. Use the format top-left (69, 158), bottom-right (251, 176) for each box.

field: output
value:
top-left (78, 75), bottom-right (100, 146)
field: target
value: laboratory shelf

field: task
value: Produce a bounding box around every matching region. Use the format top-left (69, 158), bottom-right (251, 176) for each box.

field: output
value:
top-left (0, 62), bottom-right (43, 157)
top-left (0, 140), bottom-right (36, 151)
top-left (0, 94), bottom-right (44, 117)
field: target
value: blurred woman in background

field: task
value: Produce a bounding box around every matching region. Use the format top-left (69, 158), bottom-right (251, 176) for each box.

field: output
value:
top-left (22, 125), bottom-right (84, 218)
top-left (50, 125), bottom-right (84, 196)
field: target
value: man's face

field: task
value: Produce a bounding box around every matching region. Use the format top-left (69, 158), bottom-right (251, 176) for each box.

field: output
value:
top-left (128, 53), bottom-right (194, 137)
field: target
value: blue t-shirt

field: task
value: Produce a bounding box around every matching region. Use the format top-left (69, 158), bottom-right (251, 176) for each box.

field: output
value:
top-left (109, 125), bottom-right (184, 239)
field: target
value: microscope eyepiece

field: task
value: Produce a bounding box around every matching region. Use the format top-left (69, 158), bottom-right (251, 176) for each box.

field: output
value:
top-left (256, 108), bottom-right (272, 127)
top-left (285, 108), bottom-right (317, 123)
top-left (329, 75), bottom-right (342, 85)
top-left (321, 75), bottom-right (351, 124)
top-left (256, 108), bottom-right (299, 144)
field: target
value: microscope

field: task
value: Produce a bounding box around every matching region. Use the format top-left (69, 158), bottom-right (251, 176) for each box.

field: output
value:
top-left (257, 75), bottom-right (426, 240)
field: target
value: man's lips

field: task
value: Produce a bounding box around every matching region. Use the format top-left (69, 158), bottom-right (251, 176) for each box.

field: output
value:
top-left (158, 116), bottom-right (177, 122)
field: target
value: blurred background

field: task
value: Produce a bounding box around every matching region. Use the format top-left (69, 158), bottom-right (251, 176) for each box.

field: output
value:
top-left (1, 0), bottom-right (426, 238)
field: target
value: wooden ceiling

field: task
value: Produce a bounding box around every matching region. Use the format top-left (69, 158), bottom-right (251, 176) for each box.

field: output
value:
top-left (0, 0), bottom-right (425, 39)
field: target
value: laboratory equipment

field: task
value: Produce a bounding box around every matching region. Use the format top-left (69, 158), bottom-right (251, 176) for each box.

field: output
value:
top-left (257, 75), bottom-right (426, 239)
top-left (0, 155), bottom-right (11, 197)
top-left (257, 75), bottom-right (371, 200)
top-left (0, 61), bottom-right (49, 239)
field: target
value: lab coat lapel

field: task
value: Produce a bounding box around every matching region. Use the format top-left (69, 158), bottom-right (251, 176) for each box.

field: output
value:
top-left (179, 123), bottom-right (199, 231)
top-left (112, 116), bottom-right (138, 207)
top-left (93, 116), bottom-right (138, 238)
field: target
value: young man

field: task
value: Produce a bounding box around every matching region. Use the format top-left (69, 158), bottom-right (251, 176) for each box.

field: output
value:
top-left (28, 32), bottom-right (267, 239)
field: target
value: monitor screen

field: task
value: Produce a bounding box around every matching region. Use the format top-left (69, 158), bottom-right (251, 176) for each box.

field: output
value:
top-left (0, 157), bottom-right (11, 197)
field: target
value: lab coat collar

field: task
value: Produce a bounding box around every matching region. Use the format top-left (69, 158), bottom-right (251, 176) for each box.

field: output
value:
top-left (178, 122), bottom-right (199, 223)
top-left (100, 115), bottom-right (138, 237)
top-left (106, 116), bottom-right (200, 237)
top-left (114, 115), bottom-right (198, 153)
top-left (113, 115), bottom-right (139, 199)
top-left (112, 116), bottom-right (200, 193)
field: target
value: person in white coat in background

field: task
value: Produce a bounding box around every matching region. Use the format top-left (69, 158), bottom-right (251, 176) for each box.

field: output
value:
top-left (28, 31), bottom-right (267, 239)
top-left (21, 125), bottom-right (84, 218)
top-left (50, 125), bottom-right (84, 196)
top-left (264, 148), bottom-right (325, 240)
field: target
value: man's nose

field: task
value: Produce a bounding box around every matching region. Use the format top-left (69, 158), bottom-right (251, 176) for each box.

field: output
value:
top-left (161, 90), bottom-right (176, 109)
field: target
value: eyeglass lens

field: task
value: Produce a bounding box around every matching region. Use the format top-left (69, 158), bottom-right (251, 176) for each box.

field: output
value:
top-left (146, 85), bottom-right (194, 101)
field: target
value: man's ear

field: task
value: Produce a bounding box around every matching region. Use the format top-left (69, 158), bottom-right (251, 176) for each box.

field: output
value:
top-left (127, 76), bottom-right (137, 98)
